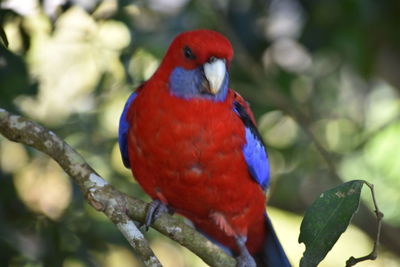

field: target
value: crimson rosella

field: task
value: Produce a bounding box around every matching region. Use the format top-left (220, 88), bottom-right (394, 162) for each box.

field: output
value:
top-left (118, 29), bottom-right (291, 267)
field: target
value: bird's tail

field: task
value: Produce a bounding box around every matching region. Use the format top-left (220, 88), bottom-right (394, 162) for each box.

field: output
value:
top-left (254, 215), bottom-right (291, 267)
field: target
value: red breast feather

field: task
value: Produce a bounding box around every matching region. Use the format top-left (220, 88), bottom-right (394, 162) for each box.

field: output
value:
top-left (127, 82), bottom-right (266, 253)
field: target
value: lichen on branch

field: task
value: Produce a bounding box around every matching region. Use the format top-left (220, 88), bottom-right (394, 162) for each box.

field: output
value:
top-left (0, 108), bottom-right (235, 267)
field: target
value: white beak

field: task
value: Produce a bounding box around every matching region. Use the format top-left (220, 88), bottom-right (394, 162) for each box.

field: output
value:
top-left (203, 58), bottom-right (226, 95)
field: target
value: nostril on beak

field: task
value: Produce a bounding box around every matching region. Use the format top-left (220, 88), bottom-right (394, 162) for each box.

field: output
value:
top-left (208, 56), bottom-right (217, 63)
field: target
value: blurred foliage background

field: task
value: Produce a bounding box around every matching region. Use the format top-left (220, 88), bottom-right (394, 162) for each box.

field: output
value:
top-left (1, 0), bottom-right (400, 266)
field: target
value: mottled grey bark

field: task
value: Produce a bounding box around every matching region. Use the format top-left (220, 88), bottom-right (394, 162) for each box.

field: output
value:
top-left (0, 108), bottom-right (236, 267)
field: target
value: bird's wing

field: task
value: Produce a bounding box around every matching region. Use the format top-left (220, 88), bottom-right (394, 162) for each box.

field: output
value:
top-left (233, 91), bottom-right (270, 190)
top-left (118, 90), bottom-right (139, 168)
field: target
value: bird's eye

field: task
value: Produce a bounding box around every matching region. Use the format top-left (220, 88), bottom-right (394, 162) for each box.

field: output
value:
top-left (183, 46), bottom-right (196, 60)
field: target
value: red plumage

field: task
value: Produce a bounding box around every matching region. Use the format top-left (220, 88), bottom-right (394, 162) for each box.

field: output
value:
top-left (126, 30), bottom-right (267, 254)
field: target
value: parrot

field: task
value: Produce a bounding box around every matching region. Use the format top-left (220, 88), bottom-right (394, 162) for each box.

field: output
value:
top-left (118, 29), bottom-right (291, 267)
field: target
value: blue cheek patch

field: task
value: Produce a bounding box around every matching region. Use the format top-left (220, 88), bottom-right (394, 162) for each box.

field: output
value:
top-left (118, 91), bottom-right (138, 168)
top-left (169, 66), bottom-right (228, 102)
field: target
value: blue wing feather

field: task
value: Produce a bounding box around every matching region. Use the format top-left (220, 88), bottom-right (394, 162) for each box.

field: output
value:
top-left (233, 101), bottom-right (270, 190)
top-left (118, 91), bottom-right (138, 168)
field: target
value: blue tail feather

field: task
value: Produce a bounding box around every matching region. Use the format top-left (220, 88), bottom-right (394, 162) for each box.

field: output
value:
top-left (259, 215), bottom-right (291, 267)
top-left (194, 215), bottom-right (291, 266)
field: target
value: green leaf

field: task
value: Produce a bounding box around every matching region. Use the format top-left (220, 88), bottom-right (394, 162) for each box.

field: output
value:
top-left (299, 180), bottom-right (365, 267)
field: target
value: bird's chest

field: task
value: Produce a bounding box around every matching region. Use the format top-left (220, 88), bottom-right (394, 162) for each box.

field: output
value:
top-left (127, 90), bottom-right (245, 181)
top-left (126, 89), bottom-right (256, 217)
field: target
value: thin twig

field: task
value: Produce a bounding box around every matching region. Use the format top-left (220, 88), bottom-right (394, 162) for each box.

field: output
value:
top-left (0, 108), bottom-right (236, 267)
top-left (346, 182), bottom-right (383, 267)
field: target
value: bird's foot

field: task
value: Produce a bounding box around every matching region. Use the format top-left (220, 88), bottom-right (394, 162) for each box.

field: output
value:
top-left (235, 236), bottom-right (256, 267)
top-left (143, 199), bottom-right (173, 231)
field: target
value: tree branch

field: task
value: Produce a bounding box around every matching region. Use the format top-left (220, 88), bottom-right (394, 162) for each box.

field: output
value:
top-left (0, 108), bottom-right (236, 267)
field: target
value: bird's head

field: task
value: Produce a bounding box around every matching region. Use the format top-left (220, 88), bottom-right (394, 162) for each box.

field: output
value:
top-left (154, 30), bottom-right (233, 102)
